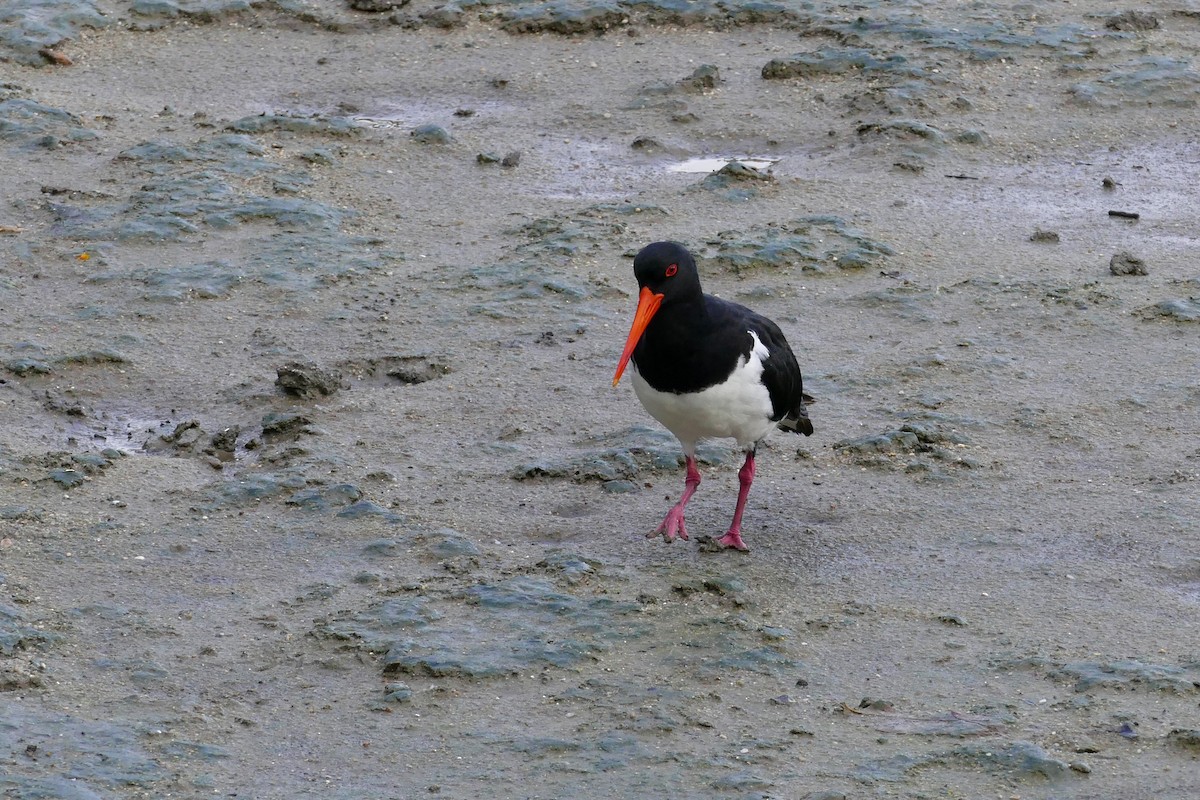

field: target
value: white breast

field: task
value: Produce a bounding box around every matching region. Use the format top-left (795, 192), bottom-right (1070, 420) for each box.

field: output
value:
top-left (631, 331), bottom-right (774, 453)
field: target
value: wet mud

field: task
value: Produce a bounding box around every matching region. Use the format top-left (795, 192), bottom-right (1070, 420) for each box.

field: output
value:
top-left (2, 0), bottom-right (1199, 797)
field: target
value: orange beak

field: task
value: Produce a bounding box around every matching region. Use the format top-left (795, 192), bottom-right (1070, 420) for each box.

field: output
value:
top-left (612, 286), bottom-right (664, 386)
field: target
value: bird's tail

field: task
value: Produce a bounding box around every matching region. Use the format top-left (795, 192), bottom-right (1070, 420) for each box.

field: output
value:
top-left (777, 392), bottom-right (815, 436)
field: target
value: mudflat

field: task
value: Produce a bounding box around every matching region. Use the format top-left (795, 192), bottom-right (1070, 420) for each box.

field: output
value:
top-left (2, 1), bottom-right (1199, 796)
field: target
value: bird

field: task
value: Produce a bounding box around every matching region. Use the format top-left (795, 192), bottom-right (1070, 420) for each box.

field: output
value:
top-left (612, 241), bottom-right (813, 552)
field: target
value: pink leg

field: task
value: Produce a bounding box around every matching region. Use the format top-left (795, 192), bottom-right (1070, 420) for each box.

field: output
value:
top-left (649, 455), bottom-right (701, 544)
top-left (716, 451), bottom-right (755, 551)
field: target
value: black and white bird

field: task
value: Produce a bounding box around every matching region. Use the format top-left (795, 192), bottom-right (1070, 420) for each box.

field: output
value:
top-left (612, 241), bottom-right (813, 552)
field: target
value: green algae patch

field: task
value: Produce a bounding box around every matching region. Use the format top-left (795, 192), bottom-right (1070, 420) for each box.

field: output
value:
top-left (48, 131), bottom-right (399, 293)
top-left (703, 218), bottom-right (894, 275)
top-left (317, 578), bottom-right (644, 678)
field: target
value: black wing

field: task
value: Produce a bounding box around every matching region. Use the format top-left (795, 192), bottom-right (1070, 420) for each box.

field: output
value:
top-left (746, 311), bottom-right (814, 436)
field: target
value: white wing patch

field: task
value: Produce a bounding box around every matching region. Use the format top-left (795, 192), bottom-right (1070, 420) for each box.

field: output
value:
top-left (631, 331), bottom-right (774, 452)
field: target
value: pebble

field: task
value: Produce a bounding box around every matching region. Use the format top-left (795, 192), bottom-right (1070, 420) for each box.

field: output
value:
top-left (411, 124), bottom-right (452, 144)
top-left (1109, 251), bottom-right (1147, 276)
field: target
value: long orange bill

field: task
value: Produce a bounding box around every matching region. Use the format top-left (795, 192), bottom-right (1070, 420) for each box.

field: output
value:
top-left (612, 286), bottom-right (664, 386)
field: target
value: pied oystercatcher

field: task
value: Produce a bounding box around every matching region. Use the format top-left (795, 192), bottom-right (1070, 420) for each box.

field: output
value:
top-left (612, 241), bottom-right (813, 551)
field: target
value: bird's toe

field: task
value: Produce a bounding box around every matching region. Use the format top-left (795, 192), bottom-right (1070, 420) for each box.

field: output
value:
top-left (715, 530), bottom-right (749, 552)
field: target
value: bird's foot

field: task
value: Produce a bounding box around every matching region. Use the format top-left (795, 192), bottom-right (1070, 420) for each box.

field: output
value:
top-left (648, 505), bottom-right (689, 544)
top-left (714, 529), bottom-right (749, 552)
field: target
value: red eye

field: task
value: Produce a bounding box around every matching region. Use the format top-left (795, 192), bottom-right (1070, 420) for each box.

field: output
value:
top-left (665, 263), bottom-right (678, 277)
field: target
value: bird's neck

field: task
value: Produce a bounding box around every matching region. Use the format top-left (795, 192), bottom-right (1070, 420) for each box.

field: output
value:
top-left (642, 293), bottom-right (709, 350)
top-left (653, 292), bottom-right (708, 328)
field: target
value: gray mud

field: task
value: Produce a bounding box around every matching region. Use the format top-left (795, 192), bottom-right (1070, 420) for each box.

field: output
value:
top-left (2, 0), bottom-right (1199, 797)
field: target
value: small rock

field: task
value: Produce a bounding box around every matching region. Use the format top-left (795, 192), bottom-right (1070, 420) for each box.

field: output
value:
top-left (702, 576), bottom-right (747, 595)
top-left (1102, 176), bottom-right (1118, 190)
top-left (276, 361), bottom-right (342, 398)
top-left (1105, 11), bottom-right (1159, 31)
top-left (859, 697), bottom-right (894, 712)
top-left (209, 425), bottom-right (240, 453)
top-left (386, 357), bottom-right (450, 384)
top-left (476, 152), bottom-right (501, 164)
top-left (714, 160), bottom-right (772, 182)
top-left (500, 151), bottom-right (521, 168)
top-left (954, 129), bottom-right (989, 145)
top-left (1030, 228), bottom-right (1060, 243)
top-left (1109, 251), bottom-right (1147, 276)
top-left (678, 64), bottom-right (720, 93)
top-left (383, 682), bottom-right (413, 702)
top-left (261, 411), bottom-right (312, 438)
top-left (48, 468), bottom-right (85, 488)
top-left (348, 0), bottom-right (410, 11)
top-left (422, 4), bottom-right (465, 27)
top-left (38, 47), bottom-right (72, 66)
top-left (411, 124), bottom-right (451, 144)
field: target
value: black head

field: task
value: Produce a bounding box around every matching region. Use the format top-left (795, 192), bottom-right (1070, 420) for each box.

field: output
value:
top-left (633, 241), bottom-right (702, 304)
top-left (613, 241), bottom-right (705, 386)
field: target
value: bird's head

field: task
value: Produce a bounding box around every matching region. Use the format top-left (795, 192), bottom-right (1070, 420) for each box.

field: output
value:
top-left (613, 241), bottom-right (701, 386)
top-left (631, 240), bottom-right (701, 300)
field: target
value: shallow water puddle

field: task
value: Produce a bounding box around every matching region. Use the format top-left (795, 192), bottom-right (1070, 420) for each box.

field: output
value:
top-left (346, 98), bottom-right (511, 129)
top-left (668, 156), bottom-right (778, 173)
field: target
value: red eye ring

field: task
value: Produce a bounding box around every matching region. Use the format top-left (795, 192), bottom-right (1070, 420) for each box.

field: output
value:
top-left (665, 263), bottom-right (678, 277)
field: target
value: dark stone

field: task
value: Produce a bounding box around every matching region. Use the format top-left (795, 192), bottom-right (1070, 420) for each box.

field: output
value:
top-left (678, 64), bottom-right (720, 93)
top-left (411, 124), bottom-right (451, 144)
top-left (386, 358), bottom-right (450, 384)
top-left (348, 0), bottom-right (410, 11)
top-left (276, 361), bottom-right (342, 398)
top-left (209, 426), bottom-right (240, 453)
top-left (422, 4), bottom-right (465, 28)
top-left (1105, 11), bottom-right (1159, 31)
top-left (1110, 251), bottom-right (1147, 276)
top-left (261, 411), bottom-right (312, 438)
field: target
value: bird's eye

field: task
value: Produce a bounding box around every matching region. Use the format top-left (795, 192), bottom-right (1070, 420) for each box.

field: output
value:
top-left (665, 263), bottom-right (678, 277)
